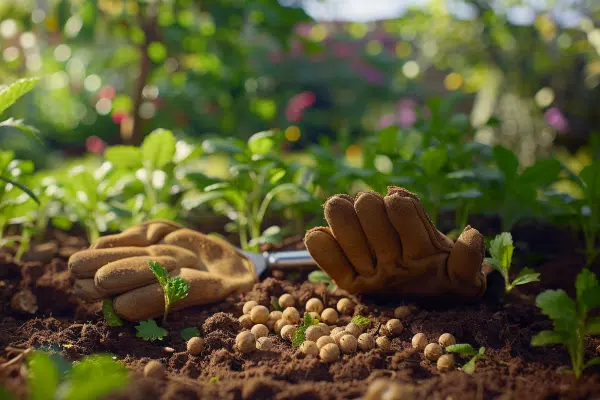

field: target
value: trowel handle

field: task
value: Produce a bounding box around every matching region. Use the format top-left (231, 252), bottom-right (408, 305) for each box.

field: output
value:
top-left (265, 250), bottom-right (316, 269)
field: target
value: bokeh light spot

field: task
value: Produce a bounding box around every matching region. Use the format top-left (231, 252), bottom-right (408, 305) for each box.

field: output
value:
top-left (366, 40), bottom-right (383, 56)
top-left (535, 87), bottom-right (555, 107)
top-left (285, 125), bottom-right (301, 142)
top-left (54, 44), bottom-right (72, 62)
top-left (402, 61), bottom-right (420, 79)
top-left (96, 98), bottom-right (112, 115)
top-left (84, 75), bottom-right (102, 92)
top-left (19, 32), bottom-right (36, 49)
top-left (309, 24), bottom-right (328, 42)
top-left (444, 72), bottom-right (464, 91)
top-left (0, 20), bottom-right (18, 39)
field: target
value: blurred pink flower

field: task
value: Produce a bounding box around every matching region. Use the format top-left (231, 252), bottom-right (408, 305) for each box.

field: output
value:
top-left (397, 99), bottom-right (417, 127)
top-left (99, 85), bottom-right (115, 99)
top-left (85, 135), bottom-right (106, 154)
top-left (378, 114), bottom-right (395, 129)
top-left (332, 43), bottom-right (354, 58)
top-left (111, 111), bottom-right (129, 125)
top-left (544, 107), bottom-right (569, 133)
top-left (286, 91), bottom-right (316, 122)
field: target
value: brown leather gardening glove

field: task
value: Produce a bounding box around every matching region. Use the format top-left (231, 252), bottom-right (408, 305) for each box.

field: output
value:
top-left (68, 220), bottom-right (257, 321)
top-left (304, 187), bottom-right (486, 297)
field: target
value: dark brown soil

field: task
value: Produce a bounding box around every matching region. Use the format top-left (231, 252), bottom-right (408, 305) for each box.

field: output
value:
top-left (1, 226), bottom-right (600, 400)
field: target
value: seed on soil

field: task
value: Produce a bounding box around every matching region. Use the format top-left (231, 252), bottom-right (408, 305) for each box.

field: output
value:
top-left (305, 325), bottom-right (324, 342)
top-left (385, 319), bottom-right (404, 336)
top-left (280, 324), bottom-right (297, 341)
top-left (186, 337), bottom-right (205, 355)
top-left (144, 360), bottom-right (166, 379)
top-left (321, 308), bottom-right (338, 324)
top-left (358, 333), bottom-right (376, 351)
top-left (345, 322), bottom-right (362, 337)
top-left (251, 324), bottom-right (269, 338)
top-left (394, 305), bottom-right (412, 319)
top-left (274, 319), bottom-right (287, 334)
top-left (411, 333), bottom-right (428, 350)
top-left (316, 335), bottom-right (336, 349)
top-left (279, 293), bottom-right (295, 308)
top-left (332, 330), bottom-right (348, 345)
top-left (339, 334), bottom-right (358, 354)
top-left (256, 336), bottom-right (274, 351)
top-left (375, 336), bottom-right (391, 351)
top-left (235, 331), bottom-right (256, 353)
top-left (320, 343), bottom-right (340, 362)
top-left (438, 333), bottom-right (456, 348)
top-left (300, 341), bottom-right (319, 357)
top-left (239, 314), bottom-right (253, 329)
top-left (269, 310), bottom-right (283, 321)
top-left (437, 354), bottom-right (455, 371)
top-left (330, 326), bottom-right (344, 336)
top-left (306, 298), bottom-right (324, 314)
top-left (318, 323), bottom-right (331, 335)
top-left (250, 305), bottom-right (270, 324)
top-left (336, 298), bottom-right (354, 314)
top-left (242, 301), bottom-right (258, 314)
top-left (424, 343), bottom-right (443, 361)
top-left (283, 307), bottom-right (301, 324)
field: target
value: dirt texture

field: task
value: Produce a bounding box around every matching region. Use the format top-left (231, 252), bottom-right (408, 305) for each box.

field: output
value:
top-left (1, 222), bottom-right (600, 400)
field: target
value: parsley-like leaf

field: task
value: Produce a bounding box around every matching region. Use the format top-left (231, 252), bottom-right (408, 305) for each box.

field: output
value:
top-left (102, 299), bottom-right (123, 327)
top-left (351, 315), bottom-right (370, 329)
top-left (292, 312), bottom-right (318, 348)
top-left (167, 277), bottom-right (190, 303)
top-left (148, 260), bottom-right (169, 287)
top-left (135, 319), bottom-right (168, 341)
top-left (148, 260), bottom-right (190, 323)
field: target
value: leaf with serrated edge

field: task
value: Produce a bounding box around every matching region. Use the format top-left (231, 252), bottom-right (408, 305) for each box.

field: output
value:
top-left (511, 267), bottom-right (540, 286)
top-left (148, 260), bottom-right (169, 287)
top-left (167, 277), bottom-right (190, 303)
top-left (535, 289), bottom-right (577, 332)
top-left (135, 319), bottom-right (167, 341)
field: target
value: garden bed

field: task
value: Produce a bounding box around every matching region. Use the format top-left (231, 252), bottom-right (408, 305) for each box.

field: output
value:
top-left (1, 225), bottom-right (600, 400)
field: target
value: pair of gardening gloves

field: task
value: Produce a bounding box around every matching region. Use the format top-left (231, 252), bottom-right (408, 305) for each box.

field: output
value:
top-left (69, 187), bottom-right (488, 321)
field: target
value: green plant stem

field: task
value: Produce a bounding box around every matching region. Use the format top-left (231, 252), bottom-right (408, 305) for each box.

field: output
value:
top-left (14, 227), bottom-right (32, 262)
top-left (163, 295), bottom-right (169, 324)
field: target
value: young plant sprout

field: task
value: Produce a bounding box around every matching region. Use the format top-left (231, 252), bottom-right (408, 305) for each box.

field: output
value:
top-left (148, 260), bottom-right (190, 323)
top-left (350, 315), bottom-right (371, 330)
top-left (445, 343), bottom-right (487, 373)
top-left (308, 270), bottom-right (338, 291)
top-left (292, 312), bottom-right (319, 347)
top-left (484, 232), bottom-right (540, 294)
top-left (102, 299), bottom-right (123, 327)
top-left (135, 319), bottom-right (168, 341)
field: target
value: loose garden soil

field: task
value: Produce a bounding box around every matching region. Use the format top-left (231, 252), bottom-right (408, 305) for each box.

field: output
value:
top-left (1, 223), bottom-right (600, 400)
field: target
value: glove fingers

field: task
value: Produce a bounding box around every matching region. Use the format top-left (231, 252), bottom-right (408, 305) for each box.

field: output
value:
top-left (354, 191), bottom-right (402, 265)
top-left (146, 244), bottom-right (198, 267)
top-left (91, 221), bottom-right (179, 249)
top-left (324, 195), bottom-right (376, 276)
top-left (69, 247), bottom-right (150, 278)
top-left (447, 225), bottom-right (486, 295)
top-left (73, 279), bottom-right (114, 302)
top-left (95, 255), bottom-right (178, 292)
top-left (304, 227), bottom-right (356, 290)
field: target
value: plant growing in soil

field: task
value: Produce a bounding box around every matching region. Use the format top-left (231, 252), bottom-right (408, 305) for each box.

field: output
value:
top-left (531, 268), bottom-right (600, 379)
top-left (135, 319), bottom-right (168, 341)
top-left (148, 260), bottom-right (190, 323)
top-left (292, 312), bottom-right (319, 348)
top-left (308, 270), bottom-right (337, 291)
top-left (20, 351), bottom-right (128, 400)
top-left (351, 315), bottom-right (371, 330)
top-left (484, 232), bottom-right (540, 294)
top-left (102, 299), bottom-right (123, 327)
top-left (445, 343), bottom-right (486, 374)
top-left (181, 327), bottom-right (200, 341)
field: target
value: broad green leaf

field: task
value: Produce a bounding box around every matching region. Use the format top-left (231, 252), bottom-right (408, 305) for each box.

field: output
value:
top-left (141, 129), bottom-right (176, 169)
top-left (580, 287), bottom-right (600, 312)
top-left (493, 145), bottom-right (518, 181)
top-left (269, 168), bottom-right (286, 185)
top-left (531, 330), bottom-right (567, 346)
top-left (488, 232), bottom-right (513, 274)
top-left (446, 343), bottom-right (477, 356)
top-left (27, 351), bottom-right (60, 400)
top-left (398, 131), bottom-right (422, 160)
top-left (148, 260), bottom-right (169, 287)
top-left (104, 146), bottom-right (142, 169)
top-left (166, 276), bottom-right (190, 303)
top-left (308, 270), bottom-right (333, 284)
top-left (579, 162), bottom-right (600, 198)
top-left (586, 316), bottom-right (600, 335)
top-left (575, 269), bottom-right (599, 303)
top-left (520, 158), bottom-right (562, 187)
top-left (420, 147), bottom-right (448, 176)
top-left (0, 77), bottom-right (40, 115)
top-left (248, 130), bottom-right (276, 155)
top-left (102, 299), bottom-right (123, 327)
top-left (63, 354), bottom-right (128, 400)
top-left (512, 268), bottom-right (540, 286)
top-left (535, 289), bottom-right (577, 331)
top-left (461, 357), bottom-right (477, 374)
top-left (377, 126), bottom-right (399, 151)
top-left (135, 319), bottom-right (167, 341)
top-left (180, 327), bottom-right (200, 341)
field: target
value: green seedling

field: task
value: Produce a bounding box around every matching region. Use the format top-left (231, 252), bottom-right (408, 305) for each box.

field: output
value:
top-left (484, 232), bottom-right (540, 294)
top-left (308, 270), bottom-right (337, 291)
top-left (292, 312), bottom-right (319, 347)
top-left (180, 327), bottom-right (200, 341)
top-left (270, 296), bottom-right (283, 311)
top-left (446, 343), bottom-right (486, 374)
top-left (102, 299), bottom-right (123, 327)
top-left (148, 260), bottom-right (190, 323)
top-left (135, 319), bottom-right (168, 341)
top-left (531, 268), bottom-right (600, 379)
top-left (351, 315), bottom-right (371, 330)
top-left (0, 77), bottom-right (41, 140)
top-left (209, 377), bottom-right (219, 383)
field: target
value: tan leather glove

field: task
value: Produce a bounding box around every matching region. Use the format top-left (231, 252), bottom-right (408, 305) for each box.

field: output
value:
top-left (304, 187), bottom-right (486, 297)
top-left (68, 220), bottom-right (257, 321)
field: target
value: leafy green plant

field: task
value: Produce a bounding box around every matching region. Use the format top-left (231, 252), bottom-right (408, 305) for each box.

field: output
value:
top-left (351, 315), bottom-right (371, 330)
top-left (102, 299), bottom-right (123, 327)
top-left (135, 319), bottom-right (168, 341)
top-left (21, 350), bottom-right (128, 400)
top-left (484, 232), bottom-right (540, 294)
top-left (180, 327), bottom-right (200, 341)
top-left (0, 77), bottom-right (40, 138)
top-left (308, 270), bottom-right (337, 291)
top-left (292, 312), bottom-right (319, 347)
top-left (446, 343), bottom-right (487, 374)
top-left (531, 268), bottom-right (600, 379)
top-left (148, 260), bottom-right (190, 323)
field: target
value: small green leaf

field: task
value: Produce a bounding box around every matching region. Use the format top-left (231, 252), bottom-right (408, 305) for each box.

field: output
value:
top-left (141, 129), bottom-right (176, 170)
top-left (180, 327), bottom-right (200, 341)
top-left (27, 351), bottom-right (60, 400)
top-left (531, 330), bottom-right (567, 346)
top-left (446, 343), bottom-right (477, 356)
top-left (478, 347), bottom-right (486, 356)
top-left (269, 168), bottom-right (286, 184)
top-left (0, 175), bottom-right (40, 205)
top-left (167, 277), bottom-right (190, 303)
top-left (584, 357), bottom-right (600, 368)
top-left (62, 354), bottom-right (129, 400)
top-left (488, 232), bottom-right (514, 273)
top-left (104, 146), bottom-right (142, 169)
top-left (420, 146), bottom-right (448, 176)
top-left (511, 268), bottom-right (540, 287)
top-left (0, 77), bottom-right (40, 115)
top-left (535, 289), bottom-right (577, 331)
top-left (520, 158), bottom-right (562, 187)
top-left (135, 319), bottom-right (168, 341)
top-left (102, 299), bottom-right (123, 327)
top-left (351, 315), bottom-right (371, 329)
top-left (461, 356), bottom-right (477, 374)
top-left (292, 312), bottom-right (315, 348)
top-left (148, 260), bottom-right (169, 287)
top-left (493, 145), bottom-right (519, 181)
top-left (308, 270), bottom-right (332, 284)
top-left (248, 130), bottom-right (276, 155)
top-left (0, 118), bottom-right (40, 139)
top-left (209, 377), bottom-right (219, 383)
top-left (271, 296), bottom-right (282, 311)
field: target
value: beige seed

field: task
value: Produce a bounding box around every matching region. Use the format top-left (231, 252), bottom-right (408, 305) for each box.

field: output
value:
top-left (385, 319), bottom-right (404, 337)
top-left (437, 354), bottom-right (455, 371)
top-left (235, 331), bottom-right (256, 353)
top-left (357, 333), bottom-right (375, 351)
top-left (251, 324), bottom-right (269, 338)
top-left (300, 341), bottom-right (319, 357)
top-left (336, 298), bottom-right (354, 314)
top-left (344, 322), bottom-right (362, 338)
top-left (186, 337), bottom-right (204, 355)
top-left (309, 311), bottom-right (320, 321)
top-left (282, 307), bottom-right (301, 324)
top-left (278, 293), bottom-right (295, 308)
top-left (330, 326), bottom-right (344, 336)
top-left (305, 325), bottom-right (324, 342)
top-left (239, 314), bottom-right (253, 330)
top-left (394, 305), bottom-right (412, 319)
top-left (316, 335), bottom-right (336, 349)
top-left (256, 336), bottom-right (274, 351)
top-left (274, 319), bottom-right (287, 334)
top-left (280, 324), bottom-right (297, 341)
top-left (320, 308), bottom-right (338, 325)
top-left (331, 330), bottom-right (347, 345)
top-left (306, 298), bottom-right (324, 314)
top-left (375, 336), bottom-right (391, 351)
top-left (438, 333), bottom-right (456, 348)
top-left (250, 305), bottom-right (270, 324)
top-left (411, 333), bottom-right (428, 351)
top-left (242, 301), bottom-right (258, 314)
top-left (318, 323), bottom-right (330, 335)
top-left (144, 360), bottom-right (165, 379)
top-left (424, 343), bottom-right (443, 361)
top-left (269, 310), bottom-right (283, 321)
top-left (339, 334), bottom-right (358, 354)
top-left (319, 343), bottom-right (340, 362)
